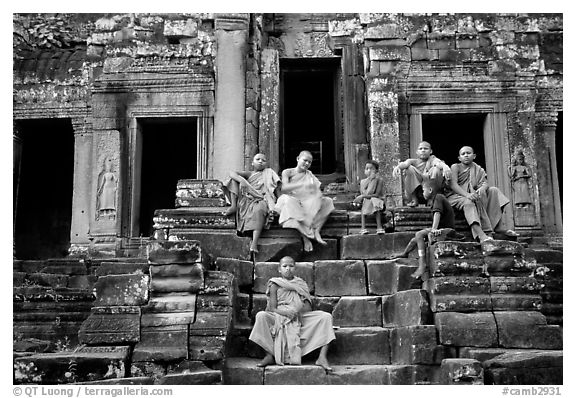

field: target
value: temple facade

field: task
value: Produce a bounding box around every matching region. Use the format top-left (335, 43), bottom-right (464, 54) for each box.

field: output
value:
top-left (13, 13), bottom-right (563, 259)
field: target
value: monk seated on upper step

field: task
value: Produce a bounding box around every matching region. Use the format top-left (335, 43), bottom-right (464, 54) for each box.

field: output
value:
top-left (274, 150), bottom-right (335, 252)
top-left (223, 153), bottom-right (280, 256)
top-left (446, 146), bottom-right (519, 243)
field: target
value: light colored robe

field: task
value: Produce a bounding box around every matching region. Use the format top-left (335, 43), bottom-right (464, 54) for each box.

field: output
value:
top-left (447, 162), bottom-right (510, 238)
top-left (249, 276), bottom-right (336, 365)
top-left (360, 175), bottom-right (385, 215)
top-left (403, 155), bottom-right (445, 197)
top-left (274, 170), bottom-right (334, 238)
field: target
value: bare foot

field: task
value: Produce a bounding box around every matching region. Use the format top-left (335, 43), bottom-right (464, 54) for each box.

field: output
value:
top-left (315, 358), bottom-right (333, 372)
top-left (249, 242), bottom-right (259, 253)
top-left (223, 206), bottom-right (237, 216)
top-left (303, 236), bottom-right (314, 252)
top-left (257, 354), bottom-right (275, 367)
top-left (314, 229), bottom-right (327, 245)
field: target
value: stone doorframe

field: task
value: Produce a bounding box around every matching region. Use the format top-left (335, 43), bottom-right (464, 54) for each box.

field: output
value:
top-left (123, 105), bottom-right (212, 240)
top-left (259, 37), bottom-right (367, 188)
top-left (409, 102), bottom-right (517, 229)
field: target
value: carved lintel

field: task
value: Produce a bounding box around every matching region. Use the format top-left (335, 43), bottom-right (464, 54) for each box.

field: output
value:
top-left (71, 116), bottom-right (93, 135)
top-left (215, 13), bottom-right (250, 31)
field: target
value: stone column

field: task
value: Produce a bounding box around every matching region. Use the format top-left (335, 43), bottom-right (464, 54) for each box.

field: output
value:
top-left (367, 78), bottom-right (402, 207)
top-left (258, 48), bottom-right (280, 172)
top-left (69, 117), bottom-right (94, 256)
top-left (213, 14), bottom-right (249, 181)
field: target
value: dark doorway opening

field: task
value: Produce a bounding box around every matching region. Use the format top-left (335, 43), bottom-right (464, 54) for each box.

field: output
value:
top-left (555, 111), bottom-right (562, 211)
top-left (421, 113), bottom-right (487, 169)
top-left (280, 58), bottom-right (341, 175)
top-left (14, 119), bottom-right (74, 259)
top-left (138, 118), bottom-right (197, 237)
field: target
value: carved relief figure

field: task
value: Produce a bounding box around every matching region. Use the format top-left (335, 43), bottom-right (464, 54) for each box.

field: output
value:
top-left (96, 158), bottom-right (117, 220)
top-left (509, 149), bottom-right (532, 207)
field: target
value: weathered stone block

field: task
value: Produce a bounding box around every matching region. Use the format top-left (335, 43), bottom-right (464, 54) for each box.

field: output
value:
top-left (264, 365), bottom-right (328, 385)
top-left (130, 361), bottom-right (166, 379)
top-left (382, 289), bottom-right (431, 327)
top-left (435, 312), bottom-right (498, 347)
top-left (77, 377), bottom-right (155, 385)
top-left (188, 335), bottom-right (226, 361)
top-left (410, 48), bottom-right (438, 61)
top-left (332, 296), bottom-right (382, 327)
top-left (430, 256), bottom-right (485, 277)
top-left (158, 370), bottom-right (222, 385)
top-left (93, 274), bottom-right (149, 307)
top-left (150, 263), bottom-right (204, 278)
top-left (132, 325), bottom-right (188, 362)
top-left (387, 365), bottom-right (440, 385)
top-left (481, 240), bottom-right (524, 256)
top-left (253, 262), bottom-right (314, 294)
top-left (432, 241), bottom-right (481, 258)
top-left (251, 294), bottom-right (267, 321)
top-left (440, 358), bottom-right (484, 385)
top-left (327, 365), bottom-right (389, 385)
top-left (459, 347), bottom-right (535, 362)
top-left (438, 48), bottom-right (471, 62)
top-left (14, 346), bottom-right (130, 384)
top-left (27, 273), bottom-right (69, 288)
top-left (314, 260), bottom-right (366, 296)
top-left (425, 276), bottom-right (490, 295)
top-left (391, 326), bottom-right (455, 365)
top-left (489, 276), bottom-right (540, 294)
top-left (148, 240), bottom-right (203, 264)
top-left (175, 197), bottom-right (226, 208)
top-left (196, 293), bottom-right (233, 310)
top-left (201, 270), bottom-right (235, 296)
top-left (189, 311), bottom-right (231, 336)
top-left (483, 351), bottom-right (563, 385)
top-left (234, 292), bottom-right (251, 325)
top-left (427, 34), bottom-right (456, 50)
top-left (141, 312), bottom-right (195, 327)
top-left (340, 233), bottom-right (414, 260)
top-left (330, 327), bottom-right (390, 365)
top-left (494, 312), bottom-right (562, 349)
top-left (430, 295), bottom-right (493, 312)
top-left (168, 230), bottom-right (249, 261)
top-left (490, 294), bottom-right (542, 311)
top-left (366, 260), bottom-right (396, 295)
top-left (68, 275), bottom-right (98, 289)
top-left (223, 357), bottom-right (264, 385)
top-left (151, 276), bottom-right (203, 294)
top-left (484, 256), bottom-right (533, 276)
top-left (369, 46), bottom-right (411, 61)
top-left (95, 262), bottom-right (149, 276)
top-left (215, 258), bottom-right (254, 288)
top-left (254, 237), bottom-right (303, 263)
top-left (78, 307), bottom-right (140, 344)
top-left (142, 294), bottom-right (197, 313)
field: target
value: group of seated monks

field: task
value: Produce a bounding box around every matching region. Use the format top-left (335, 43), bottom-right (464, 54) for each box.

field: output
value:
top-left (226, 142), bottom-right (517, 372)
top-left (223, 141), bottom-right (517, 256)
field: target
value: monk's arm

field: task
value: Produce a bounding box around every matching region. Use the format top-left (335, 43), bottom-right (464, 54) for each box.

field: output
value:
top-left (432, 158), bottom-right (452, 179)
top-left (268, 283), bottom-right (298, 319)
top-left (299, 298), bottom-right (312, 314)
top-left (279, 169), bottom-right (308, 192)
top-left (449, 165), bottom-right (474, 199)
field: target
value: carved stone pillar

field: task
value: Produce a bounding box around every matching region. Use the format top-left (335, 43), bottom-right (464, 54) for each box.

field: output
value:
top-left (534, 111), bottom-right (562, 233)
top-left (258, 48), bottom-right (280, 172)
top-left (69, 117), bottom-right (94, 255)
top-left (213, 14), bottom-right (249, 180)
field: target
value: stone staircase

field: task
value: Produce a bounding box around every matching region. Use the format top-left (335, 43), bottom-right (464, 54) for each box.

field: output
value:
top-left (13, 179), bottom-right (563, 385)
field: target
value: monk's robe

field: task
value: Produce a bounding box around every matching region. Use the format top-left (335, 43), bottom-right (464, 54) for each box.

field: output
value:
top-left (249, 276), bottom-right (335, 365)
top-left (360, 175), bottom-right (385, 215)
top-left (446, 162), bottom-right (510, 238)
top-left (274, 170), bottom-right (334, 238)
top-left (223, 168), bottom-right (280, 234)
top-left (403, 155), bottom-right (445, 197)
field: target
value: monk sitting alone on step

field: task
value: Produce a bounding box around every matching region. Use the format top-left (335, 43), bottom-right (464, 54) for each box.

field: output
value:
top-left (446, 146), bottom-right (518, 242)
top-left (249, 256), bottom-right (335, 372)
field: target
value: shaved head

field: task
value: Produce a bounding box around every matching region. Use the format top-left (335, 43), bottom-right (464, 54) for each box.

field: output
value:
top-left (459, 146), bottom-right (474, 154)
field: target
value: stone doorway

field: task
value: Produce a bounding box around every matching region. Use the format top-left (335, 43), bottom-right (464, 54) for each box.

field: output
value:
top-left (14, 118), bottom-right (75, 259)
top-left (279, 58), bottom-right (343, 175)
top-left (132, 118), bottom-right (198, 237)
top-left (421, 113), bottom-right (487, 169)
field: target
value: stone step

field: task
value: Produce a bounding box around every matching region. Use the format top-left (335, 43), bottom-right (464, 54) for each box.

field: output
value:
top-left (14, 345), bottom-right (130, 384)
top-left (14, 287), bottom-right (96, 302)
top-left (340, 232), bottom-right (415, 259)
top-left (222, 357), bottom-right (441, 385)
